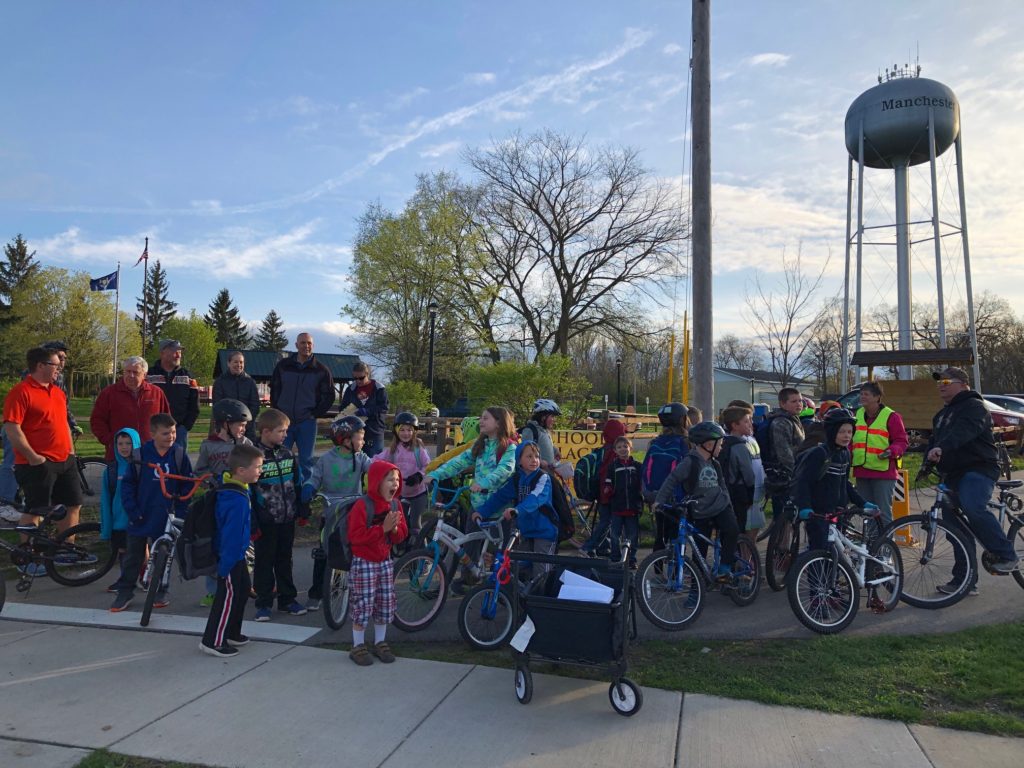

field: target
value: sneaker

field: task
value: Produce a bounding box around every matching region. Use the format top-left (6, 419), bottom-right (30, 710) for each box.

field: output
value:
top-left (226, 634), bottom-right (250, 647)
top-left (349, 643), bottom-right (373, 666)
top-left (936, 580), bottom-right (979, 596)
top-left (199, 641), bottom-right (238, 658)
top-left (106, 581), bottom-right (120, 594)
top-left (279, 601), bottom-right (308, 616)
top-left (199, 594), bottom-right (215, 608)
top-left (254, 607), bottom-right (272, 622)
top-left (110, 593), bottom-right (134, 612)
top-left (715, 564), bottom-right (733, 583)
top-left (306, 598), bottom-right (321, 611)
top-left (990, 556), bottom-right (1020, 574)
top-left (17, 562), bottom-right (48, 578)
top-left (0, 503), bottom-right (22, 523)
top-left (370, 641), bottom-right (396, 663)
top-left (153, 592), bottom-right (170, 609)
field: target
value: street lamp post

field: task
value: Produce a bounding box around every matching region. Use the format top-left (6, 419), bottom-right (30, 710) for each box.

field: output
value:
top-left (616, 357), bottom-right (622, 411)
top-left (427, 301), bottom-right (438, 402)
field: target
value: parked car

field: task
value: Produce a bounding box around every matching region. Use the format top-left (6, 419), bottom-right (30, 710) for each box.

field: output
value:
top-left (982, 394), bottom-right (1024, 416)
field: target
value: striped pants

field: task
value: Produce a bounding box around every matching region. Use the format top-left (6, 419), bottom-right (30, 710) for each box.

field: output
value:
top-left (202, 560), bottom-right (250, 649)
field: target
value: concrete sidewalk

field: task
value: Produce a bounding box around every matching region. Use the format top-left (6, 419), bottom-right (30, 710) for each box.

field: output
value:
top-left (0, 619), bottom-right (1020, 768)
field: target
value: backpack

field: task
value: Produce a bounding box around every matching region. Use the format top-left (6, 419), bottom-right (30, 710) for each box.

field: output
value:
top-left (753, 415), bottom-right (778, 466)
top-left (787, 445), bottom-right (830, 502)
top-left (640, 435), bottom-right (687, 502)
top-left (540, 470), bottom-right (575, 543)
top-left (177, 489), bottom-right (220, 580)
top-left (573, 449), bottom-right (602, 502)
top-left (718, 435), bottom-right (754, 511)
top-left (325, 494), bottom-right (400, 571)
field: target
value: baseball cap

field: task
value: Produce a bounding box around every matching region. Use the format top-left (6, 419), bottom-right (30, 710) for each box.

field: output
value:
top-left (932, 366), bottom-right (969, 384)
top-left (159, 339), bottom-right (183, 352)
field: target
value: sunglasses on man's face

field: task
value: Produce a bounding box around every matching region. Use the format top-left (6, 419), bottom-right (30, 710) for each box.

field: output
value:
top-left (936, 379), bottom-right (961, 387)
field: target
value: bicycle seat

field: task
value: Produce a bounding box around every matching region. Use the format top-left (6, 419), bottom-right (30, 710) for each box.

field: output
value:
top-left (996, 479), bottom-right (1023, 490)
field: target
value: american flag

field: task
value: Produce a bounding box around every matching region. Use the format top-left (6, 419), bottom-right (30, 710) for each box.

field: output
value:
top-left (134, 237), bottom-right (149, 267)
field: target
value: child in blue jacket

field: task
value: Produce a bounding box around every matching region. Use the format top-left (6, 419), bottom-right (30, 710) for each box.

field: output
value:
top-left (477, 441), bottom-right (558, 570)
top-left (100, 427), bottom-right (141, 593)
top-left (201, 444), bottom-right (263, 658)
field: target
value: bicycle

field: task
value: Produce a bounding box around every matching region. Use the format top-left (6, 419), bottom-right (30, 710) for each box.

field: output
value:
top-left (787, 507), bottom-right (903, 634)
top-left (412, 474), bottom-right (474, 550)
top-left (0, 504), bottom-right (117, 612)
top-left (762, 499), bottom-right (801, 592)
top-left (456, 529), bottom-right (522, 650)
top-left (391, 485), bottom-right (505, 632)
top-left (310, 492), bottom-right (355, 630)
top-left (988, 477), bottom-right (1024, 590)
top-left (635, 501), bottom-right (761, 631)
top-left (879, 462), bottom-right (979, 609)
top-left (139, 464), bottom-right (209, 627)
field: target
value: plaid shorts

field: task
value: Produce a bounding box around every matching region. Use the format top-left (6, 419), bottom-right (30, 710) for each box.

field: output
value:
top-left (349, 557), bottom-right (396, 627)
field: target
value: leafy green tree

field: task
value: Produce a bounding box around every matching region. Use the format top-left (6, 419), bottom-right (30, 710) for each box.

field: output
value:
top-left (149, 310), bottom-right (219, 385)
top-left (387, 380), bottom-right (434, 414)
top-left (204, 288), bottom-right (251, 348)
top-left (254, 309), bottom-right (288, 352)
top-left (6, 267), bottom-right (143, 386)
top-left (466, 354), bottom-right (591, 426)
top-left (135, 259), bottom-right (177, 352)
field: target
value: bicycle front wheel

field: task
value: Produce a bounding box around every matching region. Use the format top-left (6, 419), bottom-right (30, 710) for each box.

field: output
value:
top-left (881, 514), bottom-right (975, 608)
top-left (322, 567), bottom-right (350, 630)
top-left (77, 458), bottom-right (109, 515)
top-left (140, 542), bottom-right (171, 627)
top-left (46, 522), bottom-right (117, 586)
top-left (392, 549), bottom-right (449, 632)
top-left (635, 549), bottom-right (703, 630)
top-left (1008, 520), bottom-right (1024, 590)
top-left (787, 549), bottom-right (859, 634)
top-left (867, 535), bottom-right (903, 612)
top-left (727, 535), bottom-right (762, 607)
top-left (765, 516), bottom-right (799, 592)
top-left (458, 584), bottom-right (514, 650)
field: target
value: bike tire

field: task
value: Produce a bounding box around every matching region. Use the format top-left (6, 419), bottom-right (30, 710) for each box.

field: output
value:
top-left (765, 516), bottom-right (799, 592)
top-left (414, 518), bottom-right (439, 551)
top-left (727, 535), bottom-right (762, 607)
top-left (635, 549), bottom-right (703, 630)
top-left (880, 514), bottom-right (975, 609)
top-left (458, 583), bottom-right (515, 650)
top-left (140, 542), bottom-right (170, 627)
top-left (322, 566), bottom-right (350, 630)
top-left (1007, 520), bottom-right (1024, 590)
top-left (787, 549), bottom-right (860, 634)
top-left (77, 457), bottom-right (109, 503)
top-left (867, 535), bottom-right (903, 612)
top-left (392, 549), bottom-right (449, 632)
top-left (45, 522), bottom-right (118, 586)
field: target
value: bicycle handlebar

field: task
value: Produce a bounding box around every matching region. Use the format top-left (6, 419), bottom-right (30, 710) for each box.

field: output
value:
top-left (429, 482), bottom-right (471, 509)
top-left (147, 463), bottom-right (211, 501)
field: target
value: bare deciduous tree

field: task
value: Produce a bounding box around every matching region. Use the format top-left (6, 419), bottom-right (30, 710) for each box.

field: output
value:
top-left (713, 333), bottom-right (764, 371)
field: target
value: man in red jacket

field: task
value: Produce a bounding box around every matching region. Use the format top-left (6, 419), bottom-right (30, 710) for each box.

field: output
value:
top-left (90, 356), bottom-right (171, 460)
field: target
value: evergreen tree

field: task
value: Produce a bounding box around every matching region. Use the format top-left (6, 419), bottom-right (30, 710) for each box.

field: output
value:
top-left (204, 288), bottom-right (251, 348)
top-left (254, 309), bottom-right (288, 352)
top-left (0, 234), bottom-right (41, 306)
top-left (135, 259), bottom-right (177, 352)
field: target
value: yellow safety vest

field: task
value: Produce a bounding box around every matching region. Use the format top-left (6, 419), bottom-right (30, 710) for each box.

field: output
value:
top-left (851, 406), bottom-right (893, 470)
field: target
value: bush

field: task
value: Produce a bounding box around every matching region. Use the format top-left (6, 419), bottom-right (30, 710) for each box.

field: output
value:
top-left (387, 379), bottom-right (434, 414)
top-left (466, 354), bottom-right (591, 426)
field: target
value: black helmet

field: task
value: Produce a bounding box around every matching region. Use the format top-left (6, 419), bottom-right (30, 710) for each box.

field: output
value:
top-left (212, 398), bottom-right (252, 425)
top-left (823, 407), bottom-right (856, 428)
top-left (41, 340), bottom-right (68, 352)
top-left (658, 402), bottom-right (687, 428)
top-left (532, 398), bottom-right (561, 416)
top-left (394, 411), bottom-right (420, 429)
top-left (688, 420), bottom-right (725, 445)
top-left (330, 415), bottom-right (365, 446)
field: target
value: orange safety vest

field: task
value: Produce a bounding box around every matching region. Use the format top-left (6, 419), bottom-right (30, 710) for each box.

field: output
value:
top-left (851, 406), bottom-right (893, 470)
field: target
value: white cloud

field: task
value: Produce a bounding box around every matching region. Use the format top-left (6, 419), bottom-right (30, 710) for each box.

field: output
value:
top-left (745, 52), bottom-right (791, 68)
top-left (973, 27), bottom-right (1007, 47)
top-left (464, 72), bottom-right (497, 85)
top-left (419, 141), bottom-right (461, 158)
top-left (662, 43), bottom-right (683, 56)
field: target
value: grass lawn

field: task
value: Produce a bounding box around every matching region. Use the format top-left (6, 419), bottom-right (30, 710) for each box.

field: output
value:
top-left (320, 621), bottom-right (1024, 737)
top-left (75, 752), bottom-right (207, 768)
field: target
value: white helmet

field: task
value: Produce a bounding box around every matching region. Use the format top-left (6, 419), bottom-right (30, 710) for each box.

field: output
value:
top-left (532, 398), bottom-right (561, 416)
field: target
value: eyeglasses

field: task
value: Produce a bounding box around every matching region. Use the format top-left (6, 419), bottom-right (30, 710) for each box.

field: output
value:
top-left (41, 361), bottom-right (59, 367)
top-left (935, 379), bottom-right (962, 386)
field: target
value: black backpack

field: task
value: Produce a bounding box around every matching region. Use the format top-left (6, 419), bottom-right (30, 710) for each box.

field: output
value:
top-left (177, 489), bottom-right (220, 580)
top-left (541, 470), bottom-right (575, 544)
top-left (573, 449), bottom-right (602, 502)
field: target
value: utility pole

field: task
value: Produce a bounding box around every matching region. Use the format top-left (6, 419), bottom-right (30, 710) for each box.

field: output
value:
top-left (691, 0), bottom-right (714, 417)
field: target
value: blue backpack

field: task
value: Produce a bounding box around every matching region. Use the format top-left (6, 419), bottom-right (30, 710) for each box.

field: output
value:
top-left (641, 434), bottom-right (688, 502)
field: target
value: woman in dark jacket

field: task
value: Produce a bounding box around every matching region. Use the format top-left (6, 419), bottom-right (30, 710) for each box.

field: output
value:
top-left (212, 351), bottom-right (261, 441)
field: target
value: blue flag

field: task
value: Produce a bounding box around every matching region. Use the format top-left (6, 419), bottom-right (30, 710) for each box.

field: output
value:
top-left (89, 271), bottom-right (118, 291)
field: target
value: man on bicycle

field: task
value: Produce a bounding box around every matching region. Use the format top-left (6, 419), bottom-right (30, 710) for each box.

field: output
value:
top-left (927, 367), bottom-right (1019, 586)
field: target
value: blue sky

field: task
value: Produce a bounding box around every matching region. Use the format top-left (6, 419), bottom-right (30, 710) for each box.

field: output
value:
top-left (3, 1), bottom-right (1023, 359)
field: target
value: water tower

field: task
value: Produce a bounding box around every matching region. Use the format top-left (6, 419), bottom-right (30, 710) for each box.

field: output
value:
top-left (840, 64), bottom-right (979, 385)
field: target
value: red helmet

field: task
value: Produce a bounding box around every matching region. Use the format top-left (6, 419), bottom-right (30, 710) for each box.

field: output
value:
top-left (817, 400), bottom-right (842, 420)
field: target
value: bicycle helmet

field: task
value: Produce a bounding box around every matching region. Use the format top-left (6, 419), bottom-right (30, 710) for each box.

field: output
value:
top-left (532, 398), bottom-right (561, 416)
top-left (330, 415), bottom-right (366, 446)
top-left (799, 405), bottom-right (816, 421)
top-left (822, 407), bottom-right (856, 447)
top-left (688, 420), bottom-right (726, 445)
top-left (41, 339), bottom-right (69, 352)
top-left (212, 398), bottom-right (252, 425)
top-left (658, 402), bottom-right (687, 428)
top-left (393, 411), bottom-right (420, 429)
top-left (817, 400), bottom-right (842, 420)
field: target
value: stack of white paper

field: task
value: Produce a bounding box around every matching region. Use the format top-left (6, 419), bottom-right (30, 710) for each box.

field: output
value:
top-left (557, 570), bottom-right (614, 603)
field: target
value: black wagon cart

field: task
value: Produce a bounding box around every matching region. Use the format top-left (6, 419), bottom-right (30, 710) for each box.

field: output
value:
top-left (509, 548), bottom-right (641, 716)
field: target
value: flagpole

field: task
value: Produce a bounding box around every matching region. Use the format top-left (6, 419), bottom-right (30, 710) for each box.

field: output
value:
top-left (141, 237), bottom-right (149, 351)
top-left (112, 262), bottom-right (121, 383)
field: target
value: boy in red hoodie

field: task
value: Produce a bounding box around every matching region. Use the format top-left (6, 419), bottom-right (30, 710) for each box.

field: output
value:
top-left (348, 460), bottom-right (408, 666)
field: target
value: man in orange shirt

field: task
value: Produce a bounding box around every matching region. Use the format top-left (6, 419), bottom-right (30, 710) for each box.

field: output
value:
top-left (2, 347), bottom-right (82, 533)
